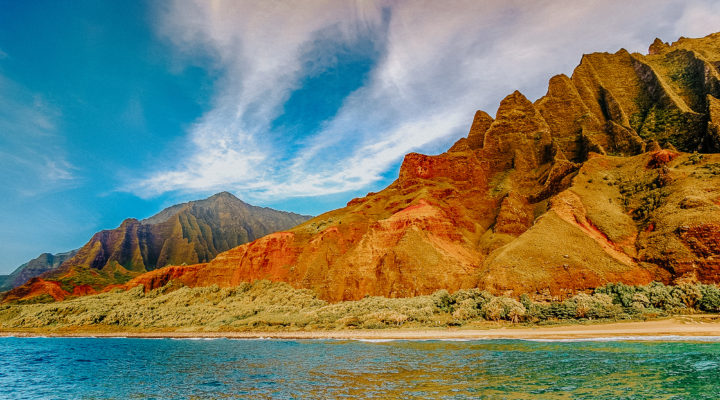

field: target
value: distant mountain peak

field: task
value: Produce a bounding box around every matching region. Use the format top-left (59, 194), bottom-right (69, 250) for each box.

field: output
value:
top-left (0, 250), bottom-right (79, 292)
top-left (2, 193), bottom-right (312, 299)
top-left (210, 191), bottom-right (237, 199)
top-left (202, 191), bottom-right (248, 206)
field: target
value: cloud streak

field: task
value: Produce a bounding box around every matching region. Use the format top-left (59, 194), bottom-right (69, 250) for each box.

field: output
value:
top-left (0, 74), bottom-right (77, 196)
top-left (134, 0), bottom-right (720, 201)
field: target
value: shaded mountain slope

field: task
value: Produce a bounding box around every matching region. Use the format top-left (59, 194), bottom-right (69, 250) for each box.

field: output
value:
top-left (1, 192), bottom-right (310, 301)
top-left (63, 192), bottom-right (310, 274)
top-left (0, 250), bottom-right (78, 292)
top-left (10, 33), bottom-right (720, 303)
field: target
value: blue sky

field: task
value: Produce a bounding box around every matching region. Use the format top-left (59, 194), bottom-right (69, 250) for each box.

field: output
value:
top-left (1, 0), bottom-right (720, 273)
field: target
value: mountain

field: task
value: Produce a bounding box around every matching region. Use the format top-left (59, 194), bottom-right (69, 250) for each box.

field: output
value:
top-left (9, 33), bottom-right (720, 304)
top-left (1, 192), bottom-right (310, 301)
top-left (0, 250), bottom-right (78, 292)
top-left (118, 33), bottom-right (720, 302)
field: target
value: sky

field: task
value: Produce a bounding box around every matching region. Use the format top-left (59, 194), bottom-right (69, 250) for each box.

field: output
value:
top-left (1, 0), bottom-right (720, 273)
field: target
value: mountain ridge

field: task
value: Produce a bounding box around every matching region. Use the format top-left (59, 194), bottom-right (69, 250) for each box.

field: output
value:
top-left (1, 192), bottom-right (311, 301)
top-left (0, 250), bottom-right (79, 292)
top-left (117, 33), bottom-right (720, 302)
top-left (8, 32), bottom-right (720, 303)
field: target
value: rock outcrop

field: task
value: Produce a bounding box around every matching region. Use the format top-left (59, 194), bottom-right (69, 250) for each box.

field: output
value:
top-left (1, 278), bottom-right (70, 303)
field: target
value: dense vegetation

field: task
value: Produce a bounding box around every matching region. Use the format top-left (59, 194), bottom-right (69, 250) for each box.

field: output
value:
top-left (0, 280), bottom-right (719, 332)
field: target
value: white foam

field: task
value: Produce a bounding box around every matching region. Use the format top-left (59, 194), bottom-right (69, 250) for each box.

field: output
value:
top-left (352, 338), bottom-right (472, 342)
top-left (8, 335), bottom-right (720, 343)
top-left (693, 360), bottom-right (719, 371)
top-left (350, 336), bottom-right (720, 343)
top-left (522, 335), bottom-right (720, 342)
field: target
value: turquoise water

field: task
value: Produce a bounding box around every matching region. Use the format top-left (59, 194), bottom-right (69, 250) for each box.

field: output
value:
top-left (1, 337), bottom-right (719, 399)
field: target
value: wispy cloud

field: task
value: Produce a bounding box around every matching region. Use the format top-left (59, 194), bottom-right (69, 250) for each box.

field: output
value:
top-left (672, 1), bottom-right (720, 38)
top-left (0, 74), bottom-right (78, 196)
top-left (134, 0), bottom-right (720, 201)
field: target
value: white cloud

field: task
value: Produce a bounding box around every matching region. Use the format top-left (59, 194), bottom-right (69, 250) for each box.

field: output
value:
top-left (672, 1), bottom-right (720, 39)
top-left (134, 0), bottom-right (720, 201)
top-left (0, 75), bottom-right (77, 196)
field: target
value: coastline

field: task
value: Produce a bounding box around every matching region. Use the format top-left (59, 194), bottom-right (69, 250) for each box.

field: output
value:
top-left (2, 315), bottom-right (720, 340)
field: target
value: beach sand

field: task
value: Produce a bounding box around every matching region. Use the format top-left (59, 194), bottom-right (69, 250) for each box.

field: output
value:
top-left (2, 315), bottom-right (720, 340)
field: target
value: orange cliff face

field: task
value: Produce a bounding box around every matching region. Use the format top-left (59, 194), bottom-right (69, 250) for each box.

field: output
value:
top-left (127, 149), bottom-right (720, 302)
top-left (1, 278), bottom-right (70, 303)
top-left (7, 33), bottom-right (720, 304)
top-left (128, 150), bottom-right (497, 301)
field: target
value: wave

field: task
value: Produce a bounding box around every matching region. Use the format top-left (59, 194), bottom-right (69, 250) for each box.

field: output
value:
top-left (352, 338), bottom-right (473, 343)
top-left (347, 336), bottom-right (720, 343)
top-left (521, 335), bottom-right (720, 342)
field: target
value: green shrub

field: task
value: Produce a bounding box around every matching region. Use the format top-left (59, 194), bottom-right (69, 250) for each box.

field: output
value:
top-left (671, 284), bottom-right (702, 308)
top-left (640, 282), bottom-right (679, 309)
top-left (1, 280), bottom-right (719, 331)
top-left (585, 293), bottom-right (623, 319)
top-left (452, 299), bottom-right (480, 320)
top-left (532, 300), bottom-right (577, 320)
top-left (433, 290), bottom-right (454, 313)
top-left (481, 297), bottom-right (526, 322)
top-left (596, 282), bottom-right (637, 307)
top-left (631, 293), bottom-right (650, 311)
top-left (698, 284), bottom-right (720, 312)
top-left (571, 293), bottom-right (622, 319)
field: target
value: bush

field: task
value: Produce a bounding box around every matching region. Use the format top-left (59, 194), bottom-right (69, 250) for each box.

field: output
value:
top-left (364, 310), bottom-right (408, 326)
top-left (631, 293), bottom-right (650, 311)
top-left (537, 301), bottom-right (577, 320)
top-left (640, 282), bottom-right (680, 310)
top-left (585, 293), bottom-right (623, 319)
top-left (671, 284), bottom-right (702, 308)
top-left (481, 297), bottom-right (526, 322)
top-left (452, 299), bottom-right (480, 320)
top-left (596, 282), bottom-right (637, 307)
top-left (698, 284), bottom-right (720, 312)
top-left (481, 298), bottom-right (504, 321)
top-left (433, 290), bottom-right (454, 313)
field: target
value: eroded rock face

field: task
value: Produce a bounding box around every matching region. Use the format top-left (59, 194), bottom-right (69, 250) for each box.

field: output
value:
top-left (450, 110), bottom-right (494, 152)
top-left (674, 224), bottom-right (720, 282)
top-left (494, 193), bottom-right (533, 236)
top-left (9, 33), bottom-right (720, 303)
top-left (1, 278), bottom-right (69, 303)
top-left (481, 91), bottom-right (553, 175)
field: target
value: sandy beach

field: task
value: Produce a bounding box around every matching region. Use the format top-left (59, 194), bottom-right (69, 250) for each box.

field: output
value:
top-left (2, 315), bottom-right (720, 340)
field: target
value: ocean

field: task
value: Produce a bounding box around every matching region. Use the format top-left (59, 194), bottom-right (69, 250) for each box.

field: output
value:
top-left (1, 336), bottom-right (719, 399)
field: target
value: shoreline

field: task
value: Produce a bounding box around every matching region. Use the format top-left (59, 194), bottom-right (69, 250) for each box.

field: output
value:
top-left (2, 315), bottom-right (720, 340)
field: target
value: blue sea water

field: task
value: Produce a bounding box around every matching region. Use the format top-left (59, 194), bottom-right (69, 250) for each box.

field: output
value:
top-left (1, 337), bottom-right (719, 399)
